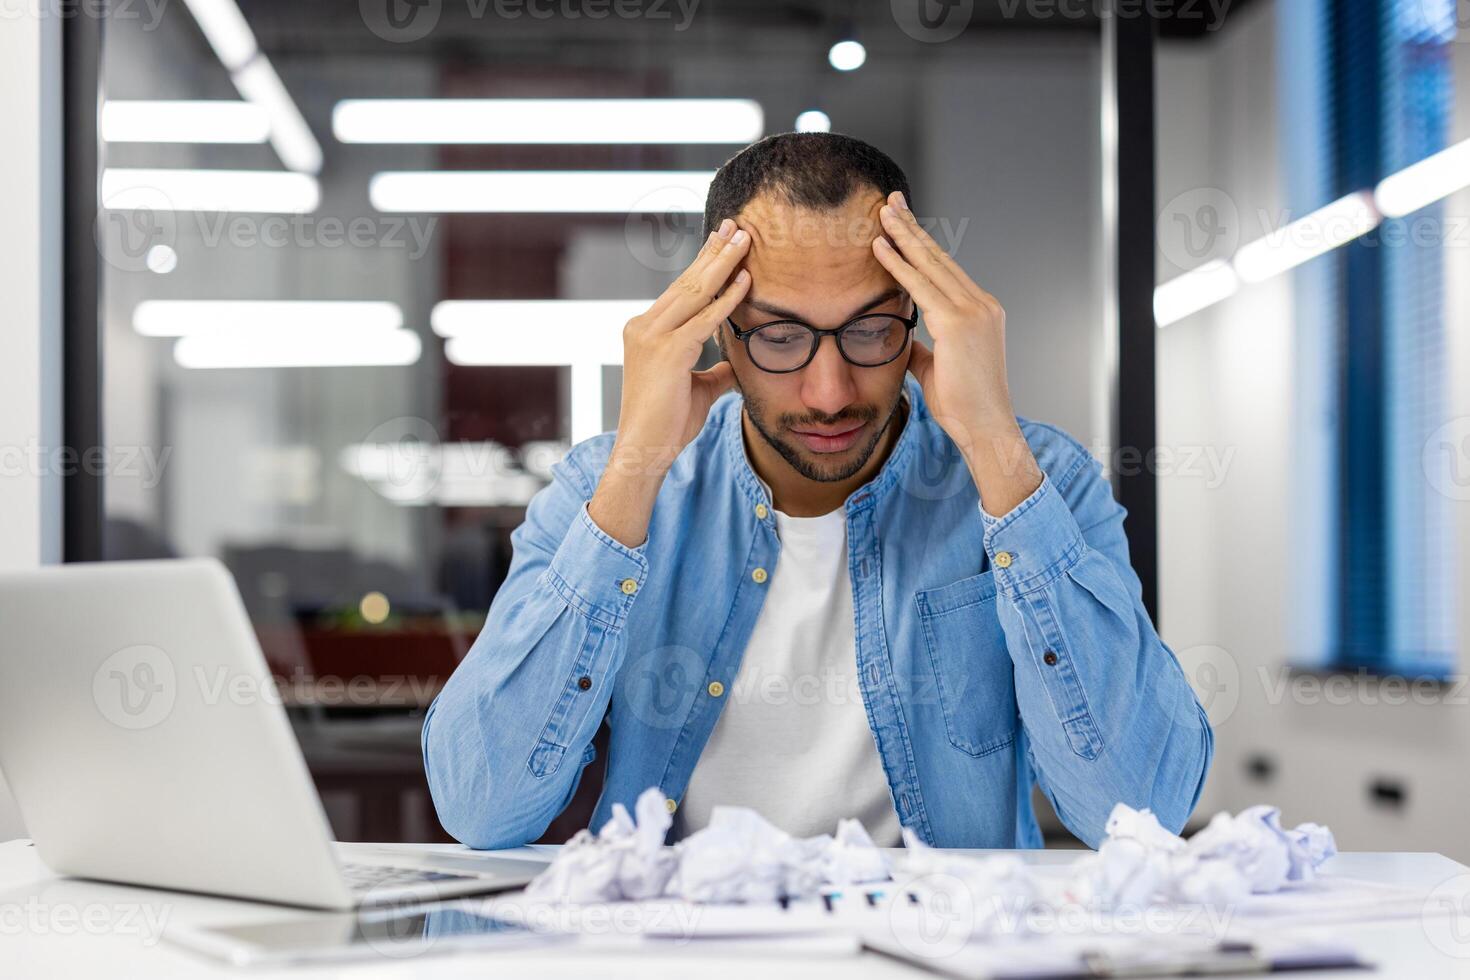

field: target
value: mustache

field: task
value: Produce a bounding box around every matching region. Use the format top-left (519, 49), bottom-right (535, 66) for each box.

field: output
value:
top-left (780, 404), bottom-right (879, 430)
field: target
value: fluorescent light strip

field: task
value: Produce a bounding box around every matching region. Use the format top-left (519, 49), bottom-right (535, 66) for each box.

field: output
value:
top-left (1374, 136), bottom-right (1470, 218)
top-left (431, 299), bottom-right (648, 343)
top-left (174, 326), bottom-right (422, 369)
top-left (369, 171), bottom-right (714, 213)
top-left (1153, 260), bottom-right (1240, 327)
top-left (232, 60), bottom-right (324, 174)
top-left (180, 0), bottom-right (322, 173)
top-left (333, 99), bottom-right (763, 145)
top-left (1232, 191), bottom-right (1380, 284)
top-left (102, 168), bottom-right (320, 213)
top-left (135, 300), bottom-right (403, 337)
top-left (101, 101), bottom-right (270, 143)
top-left (438, 300), bottom-right (640, 443)
top-left (180, 0), bottom-right (257, 71)
top-left (1154, 135), bottom-right (1470, 325)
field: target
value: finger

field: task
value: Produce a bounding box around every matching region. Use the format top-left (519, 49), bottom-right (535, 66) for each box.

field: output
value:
top-left (641, 219), bottom-right (733, 321)
top-left (692, 360), bottom-right (736, 403)
top-left (872, 235), bottom-right (952, 319)
top-left (878, 202), bottom-right (975, 303)
top-left (674, 267), bottom-right (751, 344)
top-left (648, 223), bottom-right (748, 330)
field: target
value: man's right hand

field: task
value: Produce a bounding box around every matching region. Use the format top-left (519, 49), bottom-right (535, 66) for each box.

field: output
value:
top-left (587, 218), bottom-right (752, 548)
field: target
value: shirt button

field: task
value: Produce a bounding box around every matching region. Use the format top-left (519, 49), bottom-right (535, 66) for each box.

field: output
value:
top-left (752, 567), bottom-right (768, 584)
top-left (994, 551), bottom-right (1013, 569)
top-left (1043, 651), bottom-right (1058, 666)
top-left (665, 798), bottom-right (678, 814)
top-left (619, 578), bottom-right (638, 595)
top-left (707, 680), bottom-right (725, 698)
top-left (755, 503), bottom-right (769, 519)
top-left (577, 675), bottom-right (592, 690)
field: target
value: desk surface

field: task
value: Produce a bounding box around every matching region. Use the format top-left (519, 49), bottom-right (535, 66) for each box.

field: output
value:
top-left (3, 839), bottom-right (1469, 979)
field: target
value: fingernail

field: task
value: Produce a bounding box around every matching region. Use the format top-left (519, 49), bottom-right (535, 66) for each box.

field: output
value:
top-left (718, 218), bottom-right (734, 238)
top-left (895, 192), bottom-right (909, 212)
top-left (736, 269), bottom-right (749, 282)
top-left (731, 229), bottom-right (748, 245)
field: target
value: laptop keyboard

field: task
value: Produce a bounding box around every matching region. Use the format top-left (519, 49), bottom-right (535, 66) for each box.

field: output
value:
top-left (341, 861), bottom-right (478, 893)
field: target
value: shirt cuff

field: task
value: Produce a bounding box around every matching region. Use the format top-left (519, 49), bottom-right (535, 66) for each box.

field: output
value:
top-left (979, 475), bottom-right (1085, 599)
top-left (543, 501), bottom-right (649, 631)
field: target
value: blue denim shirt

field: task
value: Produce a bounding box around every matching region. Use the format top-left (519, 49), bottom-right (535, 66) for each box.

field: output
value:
top-left (423, 374), bottom-right (1212, 850)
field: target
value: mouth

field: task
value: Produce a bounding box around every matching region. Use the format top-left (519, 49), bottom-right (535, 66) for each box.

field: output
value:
top-left (788, 419), bottom-right (868, 454)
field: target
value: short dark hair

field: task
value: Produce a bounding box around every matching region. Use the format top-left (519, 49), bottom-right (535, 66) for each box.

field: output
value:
top-left (702, 132), bottom-right (912, 237)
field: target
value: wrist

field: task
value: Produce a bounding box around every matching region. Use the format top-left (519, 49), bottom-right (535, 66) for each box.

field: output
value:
top-left (962, 424), bottom-right (1042, 518)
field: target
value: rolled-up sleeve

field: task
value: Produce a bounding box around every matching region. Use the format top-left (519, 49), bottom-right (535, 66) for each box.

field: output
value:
top-left (982, 450), bottom-right (1213, 846)
top-left (422, 448), bottom-right (644, 849)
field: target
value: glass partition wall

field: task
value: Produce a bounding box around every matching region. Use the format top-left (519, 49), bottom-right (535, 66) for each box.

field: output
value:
top-left (94, 1), bottom-right (1114, 842)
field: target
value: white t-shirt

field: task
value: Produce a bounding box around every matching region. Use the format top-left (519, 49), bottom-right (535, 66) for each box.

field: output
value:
top-left (672, 504), bottom-right (903, 846)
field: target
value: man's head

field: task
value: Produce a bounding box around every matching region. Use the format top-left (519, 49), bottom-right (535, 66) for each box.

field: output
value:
top-left (703, 133), bottom-right (916, 484)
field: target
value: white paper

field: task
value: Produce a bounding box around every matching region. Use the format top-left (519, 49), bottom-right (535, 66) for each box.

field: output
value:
top-left (524, 787), bottom-right (891, 905)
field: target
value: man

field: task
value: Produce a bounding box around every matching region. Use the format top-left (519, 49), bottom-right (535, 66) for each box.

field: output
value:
top-left (423, 133), bottom-right (1212, 850)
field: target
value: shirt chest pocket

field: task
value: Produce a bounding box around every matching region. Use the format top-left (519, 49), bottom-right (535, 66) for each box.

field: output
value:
top-left (914, 571), bottom-right (1019, 758)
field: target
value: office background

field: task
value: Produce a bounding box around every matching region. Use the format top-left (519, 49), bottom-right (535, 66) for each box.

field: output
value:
top-left (2, 0), bottom-right (1468, 858)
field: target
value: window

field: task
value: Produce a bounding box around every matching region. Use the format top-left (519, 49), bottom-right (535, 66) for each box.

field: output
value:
top-left (1290, 0), bottom-right (1458, 677)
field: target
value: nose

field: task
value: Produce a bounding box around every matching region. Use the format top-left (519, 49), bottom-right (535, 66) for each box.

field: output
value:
top-left (799, 334), bottom-right (858, 417)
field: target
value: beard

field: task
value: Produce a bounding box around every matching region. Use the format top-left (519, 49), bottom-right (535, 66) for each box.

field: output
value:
top-left (739, 381), bottom-right (905, 483)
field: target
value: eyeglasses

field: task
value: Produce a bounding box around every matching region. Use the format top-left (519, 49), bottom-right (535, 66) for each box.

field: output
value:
top-left (725, 305), bottom-right (919, 374)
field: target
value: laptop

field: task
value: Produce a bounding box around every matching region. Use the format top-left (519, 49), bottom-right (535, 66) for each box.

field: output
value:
top-left (0, 558), bottom-right (547, 910)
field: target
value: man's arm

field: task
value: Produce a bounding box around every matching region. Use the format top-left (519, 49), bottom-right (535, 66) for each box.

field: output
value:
top-left (869, 191), bottom-right (1211, 844)
top-left (422, 451), bottom-right (648, 848)
top-left (423, 220), bottom-right (753, 848)
top-left (981, 440), bottom-right (1213, 845)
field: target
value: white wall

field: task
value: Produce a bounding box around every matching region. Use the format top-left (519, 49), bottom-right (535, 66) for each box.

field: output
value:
top-left (1157, 1), bottom-right (1470, 859)
top-left (0, 9), bottom-right (63, 841)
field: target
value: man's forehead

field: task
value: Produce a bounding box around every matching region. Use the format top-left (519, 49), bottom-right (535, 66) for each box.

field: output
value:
top-left (735, 189), bottom-right (886, 251)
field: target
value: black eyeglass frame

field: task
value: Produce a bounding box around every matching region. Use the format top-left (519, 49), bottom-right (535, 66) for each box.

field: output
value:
top-left (724, 304), bottom-right (920, 375)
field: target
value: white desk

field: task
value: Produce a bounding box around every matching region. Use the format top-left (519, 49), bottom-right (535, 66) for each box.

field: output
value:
top-left (3, 839), bottom-right (1468, 979)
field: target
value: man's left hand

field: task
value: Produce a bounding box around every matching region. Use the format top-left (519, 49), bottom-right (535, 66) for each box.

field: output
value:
top-left (871, 190), bottom-right (1043, 516)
